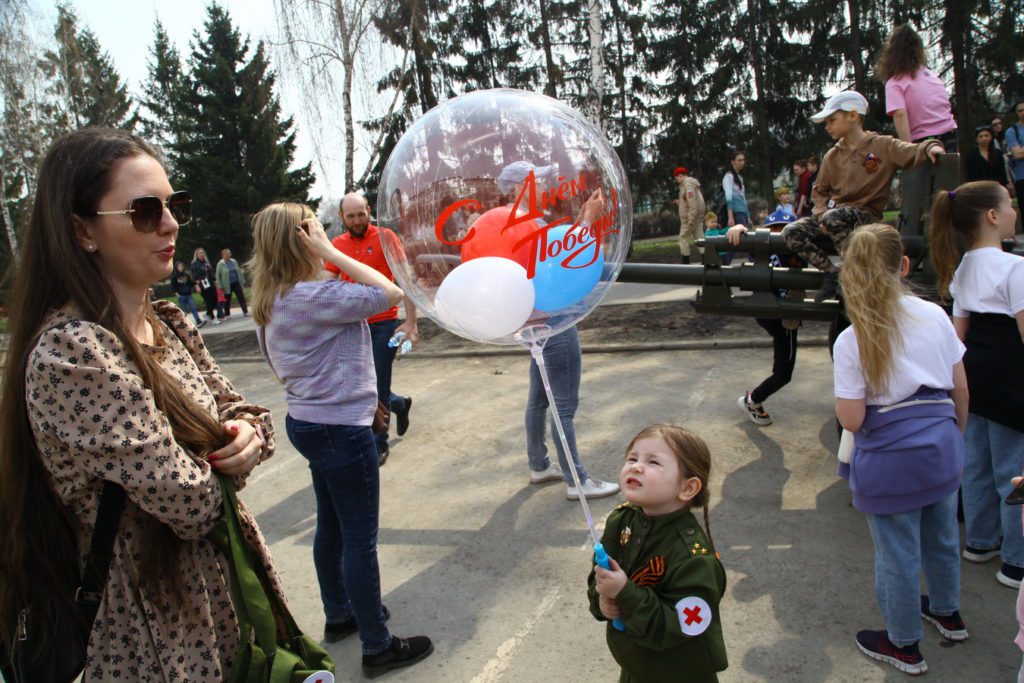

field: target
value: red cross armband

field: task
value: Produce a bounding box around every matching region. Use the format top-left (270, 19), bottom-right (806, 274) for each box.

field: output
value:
top-left (675, 596), bottom-right (712, 636)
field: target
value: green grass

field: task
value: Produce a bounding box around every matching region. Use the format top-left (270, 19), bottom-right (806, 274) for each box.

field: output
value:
top-left (162, 287), bottom-right (252, 310)
top-left (629, 239), bottom-right (679, 261)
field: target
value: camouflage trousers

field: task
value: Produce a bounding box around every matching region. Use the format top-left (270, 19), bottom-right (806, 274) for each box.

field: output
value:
top-left (678, 218), bottom-right (705, 257)
top-left (781, 206), bottom-right (875, 272)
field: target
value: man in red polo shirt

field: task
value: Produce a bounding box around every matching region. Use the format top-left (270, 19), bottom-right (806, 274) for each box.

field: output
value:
top-left (326, 192), bottom-right (417, 465)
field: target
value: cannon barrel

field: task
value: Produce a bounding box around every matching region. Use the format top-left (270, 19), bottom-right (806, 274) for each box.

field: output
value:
top-left (695, 231), bottom-right (927, 257)
top-left (617, 262), bottom-right (828, 291)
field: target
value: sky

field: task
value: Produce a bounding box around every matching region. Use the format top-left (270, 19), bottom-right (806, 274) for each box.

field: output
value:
top-left (56, 0), bottom-right (355, 201)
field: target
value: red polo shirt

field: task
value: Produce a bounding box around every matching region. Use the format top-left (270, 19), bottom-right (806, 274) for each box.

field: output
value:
top-left (324, 224), bottom-right (404, 324)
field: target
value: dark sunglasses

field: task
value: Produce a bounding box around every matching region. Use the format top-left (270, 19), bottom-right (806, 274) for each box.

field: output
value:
top-left (90, 190), bottom-right (191, 232)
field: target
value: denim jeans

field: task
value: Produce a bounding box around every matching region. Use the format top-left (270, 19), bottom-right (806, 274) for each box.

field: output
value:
top-left (865, 492), bottom-right (961, 647)
top-left (285, 415), bottom-right (392, 655)
top-left (368, 319), bottom-right (409, 454)
top-left (525, 327), bottom-right (588, 485)
top-left (177, 294), bottom-right (201, 325)
top-left (962, 414), bottom-right (1024, 567)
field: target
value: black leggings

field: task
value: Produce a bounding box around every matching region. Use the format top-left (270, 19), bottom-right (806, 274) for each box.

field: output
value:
top-left (751, 318), bottom-right (798, 404)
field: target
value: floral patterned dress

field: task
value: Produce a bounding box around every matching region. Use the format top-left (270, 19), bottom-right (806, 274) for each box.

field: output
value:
top-left (25, 301), bottom-right (284, 682)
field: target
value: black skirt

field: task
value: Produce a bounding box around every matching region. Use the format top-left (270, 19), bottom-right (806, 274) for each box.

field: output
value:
top-left (964, 312), bottom-right (1024, 432)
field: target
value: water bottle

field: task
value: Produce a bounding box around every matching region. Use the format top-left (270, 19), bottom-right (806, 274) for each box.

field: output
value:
top-left (388, 331), bottom-right (412, 355)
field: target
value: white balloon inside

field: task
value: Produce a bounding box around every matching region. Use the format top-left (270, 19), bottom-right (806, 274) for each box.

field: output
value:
top-left (433, 257), bottom-right (535, 342)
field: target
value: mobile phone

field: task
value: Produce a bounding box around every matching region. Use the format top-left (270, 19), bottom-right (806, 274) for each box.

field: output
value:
top-left (1006, 480), bottom-right (1024, 506)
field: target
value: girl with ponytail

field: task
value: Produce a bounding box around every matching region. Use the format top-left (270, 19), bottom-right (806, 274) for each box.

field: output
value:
top-left (929, 181), bottom-right (1024, 591)
top-left (834, 224), bottom-right (969, 675)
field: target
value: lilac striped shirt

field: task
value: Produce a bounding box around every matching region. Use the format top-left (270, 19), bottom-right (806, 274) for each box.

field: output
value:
top-left (264, 278), bottom-right (387, 425)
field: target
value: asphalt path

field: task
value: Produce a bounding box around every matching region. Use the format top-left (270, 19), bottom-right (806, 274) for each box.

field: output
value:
top-left (227, 345), bottom-right (1019, 682)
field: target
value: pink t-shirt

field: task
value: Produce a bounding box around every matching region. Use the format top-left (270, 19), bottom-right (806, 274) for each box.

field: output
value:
top-left (885, 68), bottom-right (957, 140)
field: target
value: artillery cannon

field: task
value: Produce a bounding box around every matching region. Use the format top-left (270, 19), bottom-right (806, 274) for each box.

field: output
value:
top-left (620, 154), bottom-right (1021, 322)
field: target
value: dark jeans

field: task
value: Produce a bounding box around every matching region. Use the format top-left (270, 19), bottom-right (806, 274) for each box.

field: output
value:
top-left (200, 286), bottom-right (220, 319)
top-left (224, 281), bottom-right (247, 315)
top-left (751, 318), bottom-right (798, 404)
top-left (285, 416), bottom-right (392, 655)
top-left (368, 319), bottom-right (409, 454)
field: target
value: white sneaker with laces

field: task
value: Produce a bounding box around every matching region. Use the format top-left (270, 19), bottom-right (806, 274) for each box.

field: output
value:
top-left (529, 463), bottom-right (563, 485)
top-left (567, 478), bottom-right (620, 501)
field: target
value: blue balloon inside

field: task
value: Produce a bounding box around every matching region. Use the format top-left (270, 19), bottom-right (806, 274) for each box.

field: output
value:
top-left (532, 224), bottom-right (605, 312)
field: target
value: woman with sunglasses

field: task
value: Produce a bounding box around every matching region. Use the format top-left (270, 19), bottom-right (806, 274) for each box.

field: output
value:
top-left (0, 127), bottom-right (282, 680)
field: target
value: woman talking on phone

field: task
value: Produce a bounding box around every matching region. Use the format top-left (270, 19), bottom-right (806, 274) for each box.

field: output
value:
top-left (248, 203), bottom-right (434, 678)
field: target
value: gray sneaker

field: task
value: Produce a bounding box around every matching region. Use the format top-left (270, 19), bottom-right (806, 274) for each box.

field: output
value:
top-left (567, 478), bottom-right (620, 501)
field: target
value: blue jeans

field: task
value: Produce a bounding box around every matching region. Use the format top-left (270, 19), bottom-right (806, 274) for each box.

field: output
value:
top-left (368, 319), bottom-right (409, 455)
top-left (962, 414), bottom-right (1024, 567)
top-left (177, 294), bottom-right (201, 325)
top-left (525, 327), bottom-right (588, 485)
top-left (285, 416), bottom-right (392, 655)
top-left (865, 492), bottom-right (961, 647)
top-left (731, 210), bottom-right (750, 227)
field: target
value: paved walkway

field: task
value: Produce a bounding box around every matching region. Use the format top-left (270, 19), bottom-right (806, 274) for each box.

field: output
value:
top-left (227, 347), bottom-right (1019, 683)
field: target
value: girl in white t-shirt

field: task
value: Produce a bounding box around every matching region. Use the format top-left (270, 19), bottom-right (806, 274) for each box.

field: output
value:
top-left (930, 180), bottom-right (1024, 591)
top-left (835, 223), bottom-right (969, 675)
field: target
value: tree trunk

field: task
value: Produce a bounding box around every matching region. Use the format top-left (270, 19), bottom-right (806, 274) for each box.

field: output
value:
top-left (537, 0), bottom-right (558, 98)
top-left (585, 0), bottom-right (604, 128)
top-left (747, 0), bottom-right (774, 199)
top-left (846, 0), bottom-right (867, 94)
top-left (0, 159), bottom-right (20, 265)
top-left (609, 0), bottom-right (628, 169)
top-left (342, 54), bottom-right (356, 190)
top-left (945, 0), bottom-right (972, 155)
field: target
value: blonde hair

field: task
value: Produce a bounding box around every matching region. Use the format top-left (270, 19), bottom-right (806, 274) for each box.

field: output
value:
top-left (839, 224), bottom-right (906, 396)
top-left (626, 424), bottom-right (715, 549)
top-left (247, 202), bottom-right (320, 326)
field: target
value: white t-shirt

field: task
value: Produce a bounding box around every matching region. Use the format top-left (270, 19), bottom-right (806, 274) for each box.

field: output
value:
top-left (834, 295), bottom-right (965, 405)
top-left (950, 247), bottom-right (1024, 318)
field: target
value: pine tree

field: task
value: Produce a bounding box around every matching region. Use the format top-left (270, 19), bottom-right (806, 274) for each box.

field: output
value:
top-left (139, 19), bottom-right (184, 154)
top-left (39, 4), bottom-right (133, 132)
top-left (172, 3), bottom-right (315, 261)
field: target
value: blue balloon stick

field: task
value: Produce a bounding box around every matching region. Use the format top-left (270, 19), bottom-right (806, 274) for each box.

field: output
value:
top-left (594, 542), bottom-right (625, 632)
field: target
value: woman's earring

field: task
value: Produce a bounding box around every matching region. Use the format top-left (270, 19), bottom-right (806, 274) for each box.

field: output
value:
top-left (87, 245), bottom-right (96, 251)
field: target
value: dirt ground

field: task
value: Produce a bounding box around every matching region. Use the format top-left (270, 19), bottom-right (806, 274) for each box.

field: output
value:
top-left (204, 302), bottom-right (832, 360)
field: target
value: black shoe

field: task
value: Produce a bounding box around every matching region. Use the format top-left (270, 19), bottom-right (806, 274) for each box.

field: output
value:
top-left (378, 447), bottom-right (390, 467)
top-left (855, 629), bottom-right (926, 675)
top-left (362, 634), bottom-right (434, 679)
top-left (324, 605), bottom-right (391, 643)
top-left (680, 254), bottom-right (691, 264)
top-left (920, 595), bottom-right (968, 641)
top-left (396, 397), bottom-right (412, 437)
top-left (814, 270), bottom-right (840, 302)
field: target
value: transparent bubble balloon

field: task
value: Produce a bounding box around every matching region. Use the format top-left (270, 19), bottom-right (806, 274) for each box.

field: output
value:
top-left (377, 88), bottom-right (633, 346)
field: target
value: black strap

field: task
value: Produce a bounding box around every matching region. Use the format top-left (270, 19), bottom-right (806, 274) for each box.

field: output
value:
top-left (75, 481), bottom-right (125, 619)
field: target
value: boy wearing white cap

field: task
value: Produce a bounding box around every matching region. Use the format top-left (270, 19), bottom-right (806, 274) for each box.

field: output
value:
top-left (781, 91), bottom-right (944, 301)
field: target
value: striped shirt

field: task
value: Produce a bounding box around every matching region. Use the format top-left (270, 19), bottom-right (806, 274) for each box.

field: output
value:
top-left (264, 278), bottom-right (387, 425)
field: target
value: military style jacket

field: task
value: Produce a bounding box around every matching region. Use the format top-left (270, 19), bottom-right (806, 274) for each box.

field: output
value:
top-left (588, 505), bottom-right (728, 683)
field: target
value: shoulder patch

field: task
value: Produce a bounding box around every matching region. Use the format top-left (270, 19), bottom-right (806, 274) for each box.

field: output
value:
top-left (675, 596), bottom-right (712, 636)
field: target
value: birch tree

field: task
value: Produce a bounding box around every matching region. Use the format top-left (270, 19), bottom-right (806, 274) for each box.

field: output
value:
top-left (585, 0), bottom-right (605, 128)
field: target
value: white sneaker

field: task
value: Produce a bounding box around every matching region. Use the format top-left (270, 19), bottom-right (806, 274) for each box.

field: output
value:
top-left (213, 319), bottom-right (222, 325)
top-left (567, 478), bottom-right (620, 501)
top-left (529, 463), bottom-right (563, 485)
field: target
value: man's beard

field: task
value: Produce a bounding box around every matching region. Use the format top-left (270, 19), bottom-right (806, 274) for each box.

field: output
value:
top-left (348, 223), bottom-right (368, 237)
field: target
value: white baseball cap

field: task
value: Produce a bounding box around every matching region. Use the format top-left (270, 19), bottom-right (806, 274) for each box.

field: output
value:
top-left (810, 91), bottom-right (869, 123)
top-left (496, 161), bottom-right (555, 194)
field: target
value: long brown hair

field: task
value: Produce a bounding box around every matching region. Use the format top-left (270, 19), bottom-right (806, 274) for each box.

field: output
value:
top-left (875, 25), bottom-right (927, 81)
top-left (929, 180), bottom-right (1007, 298)
top-left (626, 424), bottom-right (716, 549)
top-left (247, 202), bottom-right (319, 326)
top-left (839, 224), bottom-right (906, 396)
top-left (0, 128), bottom-right (227, 653)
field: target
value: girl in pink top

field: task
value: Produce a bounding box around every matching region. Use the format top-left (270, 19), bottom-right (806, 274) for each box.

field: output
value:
top-left (876, 25), bottom-right (958, 152)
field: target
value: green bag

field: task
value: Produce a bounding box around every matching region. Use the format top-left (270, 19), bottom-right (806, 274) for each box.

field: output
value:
top-left (208, 475), bottom-right (335, 683)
